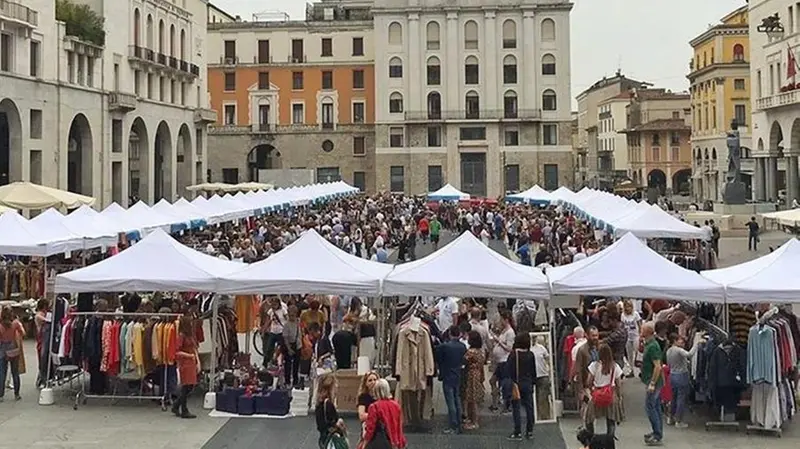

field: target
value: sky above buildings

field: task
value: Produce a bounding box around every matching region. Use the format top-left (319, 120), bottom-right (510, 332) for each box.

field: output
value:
top-left (212, 0), bottom-right (748, 108)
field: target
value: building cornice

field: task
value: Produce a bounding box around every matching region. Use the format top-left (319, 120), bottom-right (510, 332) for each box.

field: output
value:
top-left (209, 20), bottom-right (373, 32)
top-left (371, 3), bottom-right (572, 14)
top-left (689, 26), bottom-right (747, 48)
top-left (687, 61), bottom-right (749, 81)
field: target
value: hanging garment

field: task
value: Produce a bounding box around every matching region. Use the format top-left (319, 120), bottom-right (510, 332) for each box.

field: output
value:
top-left (751, 383), bottom-right (781, 429)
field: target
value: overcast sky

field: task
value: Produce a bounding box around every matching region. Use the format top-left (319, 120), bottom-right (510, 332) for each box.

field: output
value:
top-left (212, 0), bottom-right (748, 108)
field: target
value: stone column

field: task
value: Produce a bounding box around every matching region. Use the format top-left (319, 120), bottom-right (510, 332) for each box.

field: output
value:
top-left (766, 156), bottom-right (778, 202)
top-left (753, 157), bottom-right (765, 201)
top-left (789, 155), bottom-right (799, 206)
top-left (408, 12), bottom-right (421, 112)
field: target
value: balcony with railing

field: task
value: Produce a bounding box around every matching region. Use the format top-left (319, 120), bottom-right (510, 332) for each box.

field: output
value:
top-left (252, 123), bottom-right (275, 133)
top-left (756, 89), bottom-right (800, 110)
top-left (404, 109), bottom-right (541, 121)
top-left (194, 108), bottom-right (217, 124)
top-left (128, 45), bottom-right (198, 78)
top-left (0, 0), bottom-right (38, 28)
top-left (108, 91), bottom-right (137, 112)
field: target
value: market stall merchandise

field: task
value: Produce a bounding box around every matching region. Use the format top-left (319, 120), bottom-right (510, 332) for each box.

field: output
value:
top-left (383, 231), bottom-right (550, 299)
top-left (701, 238), bottom-right (800, 304)
top-left (54, 229), bottom-right (244, 293)
top-left (218, 229), bottom-right (392, 297)
top-left (548, 233), bottom-right (725, 302)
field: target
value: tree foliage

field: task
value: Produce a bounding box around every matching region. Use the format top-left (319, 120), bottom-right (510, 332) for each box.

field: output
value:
top-left (55, 0), bottom-right (106, 47)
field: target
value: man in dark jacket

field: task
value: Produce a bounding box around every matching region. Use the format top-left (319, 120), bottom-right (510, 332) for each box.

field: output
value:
top-left (436, 326), bottom-right (467, 434)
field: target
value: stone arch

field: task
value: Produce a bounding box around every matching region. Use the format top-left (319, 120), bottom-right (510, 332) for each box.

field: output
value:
top-left (789, 118), bottom-right (800, 154)
top-left (0, 98), bottom-right (22, 186)
top-left (128, 117), bottom-right (149, 204)
top-left (769, 120), bottom-right (784, 153)
top-left (176, 124), bottom-right (192, 197)
top-left (672, 168), bottom-right (692, 194)
top-left (711, 148), bottom-right (717, 159)
top-left (388, 22), bottom-right (403, 45)
top-left (67, 113), bottom-right (93, 195)
top-left (648, 168), bottom-right (667, 195)
top-left (248, 144), bottom-right (278, 182)
top-left (427, 91), bottom-right (441, 118)
top-left (154, 121), bottom-right (173, 201)
top-left (541, 18), bottom-right (556, 41)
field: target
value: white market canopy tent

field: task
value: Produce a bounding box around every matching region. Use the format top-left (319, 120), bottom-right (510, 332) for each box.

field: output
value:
top-left (0, 211), bottom-right (85, 256)
top-left (427, 184), bottom-right (470, 201)
top-left (548, 233), bottom-right (725, 302)
top-left (761, 209), bottom-right (800, 227)
top-left (611, 204), bottom-right (709, 240)
top-left (55, 229), bottom-right (244, 293)
top-left (0, 182), bottom-right (96, 209)
top-left (701, 238), bottom-right (800, 304)
top-left (31, 208), bottom-right (117, 250)
top-left (218, 229), bottom-right (393, 297)
top-left (382, 231), bottom-right (550, 299)
top-left (507, 185), bottom-right (553, 204)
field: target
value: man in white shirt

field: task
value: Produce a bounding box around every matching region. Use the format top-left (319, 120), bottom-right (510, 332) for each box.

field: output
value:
top-left (261, 297), bottom-right (288, 367)
top-left (437, 297), bottom-right (459, 331)
top-left (570, 326), bottom-right (587, 379)
top-left (489, 312), bottom-right (515, 412)
top-left (467, 308), bottom-right (490, 357)
top-left (531, 335), bottom-right (552, 419)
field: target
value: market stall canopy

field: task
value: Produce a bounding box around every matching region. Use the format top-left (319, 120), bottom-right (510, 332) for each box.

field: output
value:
top-left (30, 208), bottom-right (117, 250)
top-left (610, 204), bottom-right (709, 240)
top-left (550, 186), bottom-right (576, 204)
top-left (701, 238), bottom-right (800, 303)
top-left (507, 185), bottom-right (553, 204)
top-left (218, 229), bottom-right (393, 296)
top-left (547, 233), bottom-right (725, 302)
top-left (54, 229), bottom-right (244, 293)
top-left (0, 182), bottom-right (96, 209)
top-left (0, 210), bottom-right (80, 256)
top-left (761, 209), bottom-right (800, 227)
top-left (64, 206), bottom-right (123, 241)
top-left (427, 184), bottom-right (470, 201)
top-left (186, 182), bottom-right (234, 192)
top-left (382, 231), bottom-right (550, 299)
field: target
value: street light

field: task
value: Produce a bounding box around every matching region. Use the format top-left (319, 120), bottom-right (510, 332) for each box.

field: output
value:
top-left (757, 13), bottom-right (785, 40)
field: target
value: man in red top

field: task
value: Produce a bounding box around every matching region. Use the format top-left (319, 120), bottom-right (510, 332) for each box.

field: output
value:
top-left (418, 216), bottom-right (430, 244)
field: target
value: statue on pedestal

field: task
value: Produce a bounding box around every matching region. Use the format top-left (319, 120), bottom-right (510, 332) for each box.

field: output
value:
top-left (722, 119), bottom-right (747, 204)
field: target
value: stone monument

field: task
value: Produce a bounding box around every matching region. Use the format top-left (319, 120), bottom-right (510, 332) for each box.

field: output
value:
top-left (722, 119), bottom-right (747, 204)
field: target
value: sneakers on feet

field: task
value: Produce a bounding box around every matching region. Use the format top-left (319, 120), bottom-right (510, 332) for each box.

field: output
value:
top-left (675, 422), bottom-right (688, 429)
top-left (645, 439), bottom-right (663, 446)
top-left (180, 412), bottom-right (197, 419)
top-left (14, 395), bottom-right (20, 401)
top-left (524, 432), bottom-right (533, 440)
top-left (507, 433), bottom-right (523, 441)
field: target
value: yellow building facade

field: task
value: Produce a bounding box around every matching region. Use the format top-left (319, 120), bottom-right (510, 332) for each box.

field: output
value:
top-left (687, 5), bottom-right (751, 201)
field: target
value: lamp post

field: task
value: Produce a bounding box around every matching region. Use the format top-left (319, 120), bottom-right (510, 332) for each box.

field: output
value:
top-left (756, 13), bottom-right (785, 40)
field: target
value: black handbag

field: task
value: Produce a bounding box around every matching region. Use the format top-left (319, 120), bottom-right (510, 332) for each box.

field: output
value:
top-left (365, 421), bottom-right (392, 449)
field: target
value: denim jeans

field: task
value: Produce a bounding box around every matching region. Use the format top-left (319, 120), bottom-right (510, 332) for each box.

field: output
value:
top-left (0, 353), bottom-right (21, 398)
top-left (670, 371), bottom-right (690, 422)
top-left (263, 332), bottom-right (284, 366)
top-left (749, 235), bottom-right (758, 251)
top-left (443, 381), bottom-right (463, 431)
top-left (645, 386), bottom-right (664, 440)
top-left (511, 382), bottom-right (534, 435)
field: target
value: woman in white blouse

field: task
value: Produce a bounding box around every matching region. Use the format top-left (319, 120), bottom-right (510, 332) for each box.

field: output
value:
top-left (584, 343), bottom-right (624, 437)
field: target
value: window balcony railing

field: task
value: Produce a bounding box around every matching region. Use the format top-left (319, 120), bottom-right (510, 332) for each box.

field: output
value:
top-left (168, 56), bottom-right (178, 69)
top-left (404, 109), bottom-right (541, 121)
top-left (0, 0), bottom-right (38, 27)
top-left (289, 54), bottom-right (307, 63)
top-left (128, 45), bottom-right (197, 77)
top-left (157, 52), bottom-right (167, 65)
top-left (108, 91), bottom-right (137, 112)
top-left (220, 56), bottom-right (239, 65)
top-left (194, 108), bottom-right (217, 124)
top-left (321, 122), bottom-right (334, 129)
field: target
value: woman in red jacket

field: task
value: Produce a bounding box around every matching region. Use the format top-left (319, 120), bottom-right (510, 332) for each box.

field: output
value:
top-left (172, 316), bottom-right (199, 419)
top-left (363, 379), bottom-right (406, 449)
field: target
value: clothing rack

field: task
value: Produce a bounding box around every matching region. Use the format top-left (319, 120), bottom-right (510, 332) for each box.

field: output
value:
top-left (70, 311), bottom-right (183, 411)
top-left (745, 306), bottom-right (785, 437)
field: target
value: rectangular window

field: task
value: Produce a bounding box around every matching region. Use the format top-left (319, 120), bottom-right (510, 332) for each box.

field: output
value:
top-left (352, 69), bottom-right (365, 89)
top-left (757, 69), bottom-right (762, 98)
top-left (543, 164), bottom-right (559, 190)
top-left (390, 166), bottom-right (405, 192)
top-left (352, 37), bottom-right (364, 56)
top-left (504, 129), bottom-right (519, 146)
top-left (292, 39), bottom-right (304, 62)
top-left (353, 136), bottom-right (366, 155)
top-left (672, 111), bottom-right (680, 119)
top-left (134, 70), bottom-right (141, 95)
top-left (29, 41), bottom-right (39, 77)
top-left (353, 171), bottom-right (366, 191)
top-left (224, 104), bottom-right (236, 125)
top-left (671, 147), bottom-right (680, 162)
top-left (389, 127), bottom-right (404, 148)
top-left (389, 96), bottom-right (403, 113)
top-left (224, 40), bottom-right (236, 60)
top-left (352, 102), bottom-right (365, 123)
top-left (735, 104), bottom-right (747, 126)
top-left (465, 63), bottom-right (479, 84)
top-left (292, 71), bottom-right (304, 90)
top-left (542, 60), bottom-right (556, 75)
top-left (29, 109), bottom-right (42, 139)
top-left (257, 39), bottom-right (270, 63)
top-left (316, 167), bottom-right (341, 182)
top-left (427, 126), bottom-right (442, 147)
top-left (652, 133), bottom-right (660, 146)
top-left (503, 63), bottom-right (517, 84)
top-left (224, 72), bottom-right (235, 91)
top-left (427, 165), bottom-right (443, 191)
top-left (0, 33), bottom-right (11, 72)
top-left (543, 124), bottom-right (558, 145)
top-left (292, 103), bottom-right (304, 124)
top-left (258, 72), bottom-right (269, 89)
top-left (505, 164), bottom-right (520, 193)
top-left (321, 70), bottom-right (333, 90)
top-left (504, 95), bottom-right (518, 118)
top-left (652, 147), bottom-right (661, 161)
top-left (389, 63), bottom-right (403, 78)
top-left (427, 64), bottom-right (440, 85)
top-left (670, 132), bottom-right (680, 146)
top-left (112, 119), bottom-right (122, 153)
top-left (734, 78), bottom-right (746, 90)
top-left (321, 38), bottom-right (332, 57)
top-left (321, 103), bottom-right (334, 128)
top-left (459, 127), bottom-right (486, 141)
top-left (222, 168), bottom-right (239, 184)
top-left (258, 104), bottom-right (270, 126)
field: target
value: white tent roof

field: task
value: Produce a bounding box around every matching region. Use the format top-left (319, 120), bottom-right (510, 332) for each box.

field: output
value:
top-left (701, 238), bottom-right (800, 303)
top-left (761, 209), bottom-right (800, 227)
top-left (65, 205), bottom-right (122, 241)
top-left (151, 199), bottom-right (191, 226)
top-left (0, 211), bottom-right (79, 256)
top-left (382, 231), bottom-right (550, 299)
top-left (218, 229), bottom-right (392, 296)
top-left (611, 204), bottom-right (709, 240)
top-left (30, 208), bottom-right (116, 250)
top-left (548, 233), bottom-right (725, 302)
top-left (428, 183), bottom-right (470, 200)
top-left (511, 185), bottom-right (553, 203)
top-left (170, 198), bottom-right (207, 222)
top-left (100, 203), bottom-right (140, 233)
top-left (55, 229), bottom-right (244, 293)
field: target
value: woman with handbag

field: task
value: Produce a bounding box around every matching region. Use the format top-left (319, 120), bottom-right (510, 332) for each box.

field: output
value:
top-left (584, 343), bottom-right (624, 436)
top-left (0, 306), bottom-right (25, 401)
top-left (507, 333), bottom-right (535, 441)
top-left (315, 373), bottom-right (348, 449)
top-left (362, 379), bottom-right (406, 449)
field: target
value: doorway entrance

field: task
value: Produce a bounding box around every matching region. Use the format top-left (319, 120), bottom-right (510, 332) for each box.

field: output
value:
top-left (460, 152), bottom-right (486, 197)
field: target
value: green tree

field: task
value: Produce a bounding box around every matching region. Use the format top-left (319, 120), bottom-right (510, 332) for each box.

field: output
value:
top-left (55, 0), bottom-right (106, 47)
